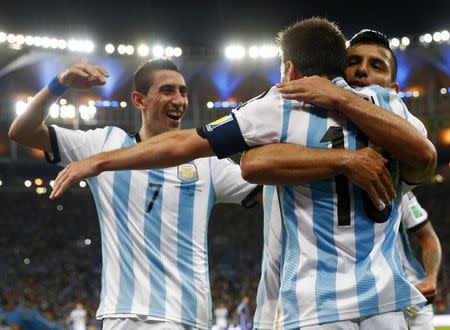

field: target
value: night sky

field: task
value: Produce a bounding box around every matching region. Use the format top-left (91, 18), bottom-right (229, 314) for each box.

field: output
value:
top-left (2, 0), bottom-right (449, 47)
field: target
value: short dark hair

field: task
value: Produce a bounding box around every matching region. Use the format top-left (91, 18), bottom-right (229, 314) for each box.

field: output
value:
top-left (349, 29), bottom-right (397, 81)
top-left (277, 17), bottom-right (347, 79)
top-left (133, 58), bottom-right (180, 94)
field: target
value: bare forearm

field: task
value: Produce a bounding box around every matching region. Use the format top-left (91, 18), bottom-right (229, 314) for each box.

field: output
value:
top-left (97, 129), bottom-right (214, 171)
top-left (337, 92), bottom-right (436, 182)
top-left (421, 237), bottom-right (442, 281)
top-left (241, 144), bottom-right (348, 185)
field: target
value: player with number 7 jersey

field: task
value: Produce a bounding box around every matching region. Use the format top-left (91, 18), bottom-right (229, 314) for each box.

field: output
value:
top-left (198, 77), bottom-right (427, 328)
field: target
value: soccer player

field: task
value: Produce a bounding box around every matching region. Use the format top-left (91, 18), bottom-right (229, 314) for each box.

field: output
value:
top-left (9, 58), bottom-right (260, 330)
top-left (247, 28), bottom-right (440, 329)
top-left (66, 303), bottom-right (87, 330)
top-left (47, 18), bottom-right (437, 329)
top-left (399, 192), bottom-right (441, 330)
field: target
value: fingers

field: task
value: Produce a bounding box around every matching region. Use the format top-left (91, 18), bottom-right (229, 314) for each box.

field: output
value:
top-left (380, 166), bottom-right (396, 200)
top-left (365, 186), bottom-right (385, 211)
top-left (49, 167), bottom-right (72, 199)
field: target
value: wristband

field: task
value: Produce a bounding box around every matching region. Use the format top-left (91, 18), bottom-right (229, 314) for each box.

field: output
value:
top-left (47, 76), bottom-right (69, 96)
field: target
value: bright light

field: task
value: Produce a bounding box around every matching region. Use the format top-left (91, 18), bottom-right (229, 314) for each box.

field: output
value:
top-left (15, 34), bottom-right (25, 45)
top-left (401, 37), bottom-right (410, 46)
top-left (79, 180), bottom-right (87, 188)
top-left (248, 46), bottom-right (259, 59)
top-left (57, 39), bottom-right (67, 49)
top-left (85, 238), bottom-right (92, 245)
top-left (33, 36), bottom-right (42, 47)
top-left (153, 45), bottom-right (164, 57)
top-left (433, 32), bottom-right (442, 42)
top-left (441, 88), bottom-right (448, 95)
top-left (42, 37), bottom-right (51, 48)
top-left (23, 258), bottom-right (30, 265)
top-left (412, 91), bottom-right (420, 97)
top-left (0, 180), bottom-right (3, 186)
top-left (6, 34), bottom-right (16, 44)
top-left (34, 178), bottom-right (43, 186)
top-left (105, 43), bottom-right (115, 54)
top-left (49, 104), bottom-right (60, 118)
top-left (36, 187), bottom-right (47, 194)
top-left (60, 104), bottom-right (76, 119)
top-left (390, 38), bottom-right (400, 48)
top-left (225, 45), bottom-right (245, 60)
top-left (434, 174), bottom-right (444, 183)
top-left (441, 30), bottom-right (450, 41)
top-left (50, 180), bottom-right (55, 187)
top-left (173, 47), bottom-right (182, 57)
top-left (15, 101), bottom-right (27, 116)
top-left (117, 44), bottom-right (126, 55)
top-left (259, 45), bottom-right (278, 58)
top-left (0, 32), bottom-right (6, 42)
top-left (165, 47), bottom-right (174, 57)
top-left (423, 33), bottom-right (432, 43)
top-left (24, 35), bottom-right (34, 46)
top-left (206, 101), bottom-right (214, 109)
top-left (50, 38), bottom-right (59, 49)
top-left (59, 98), bottom-right (67, 105)
top-left (68, 39), bottom-right (94, 53)
top-left (137, 44), bottom-right (149, 57)
top-left (120, 101), bottom-right (127, 108)
top-left (56, 204), bottom-right (64, 211)
top-left (126, 45), bottom-right (134, 55)
top-left (79, 105), bottom-right (96, 121)
top-left (24, 180), bottom-right (32, 187)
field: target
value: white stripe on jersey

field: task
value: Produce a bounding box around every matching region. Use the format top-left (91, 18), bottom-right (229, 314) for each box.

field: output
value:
top-left (52, 125), bottom-right (256, 329)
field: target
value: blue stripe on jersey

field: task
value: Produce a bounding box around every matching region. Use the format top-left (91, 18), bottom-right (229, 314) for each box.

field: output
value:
top-left (145, 169), bottom-right (167, 314)
top-left (114, 136), bottom-right (135, 311)
top-left (368, 85), bottom-right (395, 114)
top-left (399, 225), bottom-right (426, 281)
top-left (278, 186), bottom-right (300, 327)
top-left (205, 159), bottom-right (216, 328)
top-left (101, 126), bottom-right (114, 150)
top-left (278, 100), bottom-right (301, 324)
top-left (381, 202), bottom-right (411, 309)
top-left (177, 169), bottom-right (198, 323)
top-left (254, 186), bottom-right (275, 325)
top-left (347, 121), bottom-right (379, 317)
top-left (88, 176), bottom-right (107, 305)
top-left (307, 106), bottom-right (339, 323)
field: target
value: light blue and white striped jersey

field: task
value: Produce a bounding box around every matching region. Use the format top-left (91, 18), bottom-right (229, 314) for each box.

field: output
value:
top-left (48, 125), bottom-right (258, 329)
top-left (398, 192), bottom-right (428, 285)
top-left (200, 77), bottom-right (427, 328)
top-left (253, 186), bottom-right (282, 330)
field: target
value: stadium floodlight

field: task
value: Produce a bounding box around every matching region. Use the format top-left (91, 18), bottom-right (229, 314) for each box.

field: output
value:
top-left (42, 37), bottom-right (51, 48)
top-left (0, 179), bottom-right (3, 186)
top-left (24, 35), bottom-right (34, 46)
top-left (225, 45), bottom-right (245, 60)
top-left (36, 187), bottom-right (47, 194)
top-left (105, 43), bottom-right (115, 54)
top-left (117, 44), bottom-right (126, 55)
top-left (165, 46), bottom-right (174, 57)
top-left (433, 32), bottom-right (442, 42)
top-left (153, 45), bottom-right (164, 57)
top-left (401, 37), bottom-right (410, 47)
top-left (6, 34), bottom-right (16, 44)
top-left (126, 45), bottom-right (134, 55)
top-left (79, 105), bottom-right (97, 121)
top-left (57, 39), bottom-right (67, 50)
top-left (0, 32), bottom-right (6, 43)
top-left (24, 180), bottom-right (32, 187)
top-left (23, 258), bottom-right (30, 265)
top-left (79, 180), bottom-right (87, 188)
top-left (390, 38), bottom-right (400, 48)
top-left (206, 101), bottom-right (214, 109)
top-left (412, 91), bottom-right (420, 97)
top-left (137, 43), bottom-right (149, 57)
top-left (440, 88), bottom-right (447, 95)
top-left (15, 101), bottom-right (27, 116)
top-left (33, 36), bottom-right (42, 47)
top-left (49, 104), bottom-right (60, 119)
top-left (68, 39), bottom-right (95, 53)
top-left (84, 238), bottom-right (92, 245)
top-left (120, 101), bottom-right (127, 108)
top-left (441, 30), bottom-right (449, 42)
top-left (50, 38), bottom-right (59, 49)
top-left (34, 178), bottom-right (43, 186)
top-left (15, 34), bottom-right (25, 45)
top-left (59, 98), bottom-right (67, 105)
top-left (248, 46), bottom-right (259, 59)
top-left (423, 33), bottom-right (432, 44)
top-left (259, 45), bottom-right (278, 58)
top-left (173, 47), bottom-right (182, 57)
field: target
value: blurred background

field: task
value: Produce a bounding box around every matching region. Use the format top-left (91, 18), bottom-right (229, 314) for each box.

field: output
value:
top-left (0, 1), bottom-right (449, 329)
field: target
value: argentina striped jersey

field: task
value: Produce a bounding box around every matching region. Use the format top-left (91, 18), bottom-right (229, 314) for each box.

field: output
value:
top-left (47, 125), bottom-right (257, 329)
top-left (200, 77), bottom-right (427, 328)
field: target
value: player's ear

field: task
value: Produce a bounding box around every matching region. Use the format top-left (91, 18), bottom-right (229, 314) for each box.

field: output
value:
top-left (286, 61), bottom-right (300, 81)
top-left (131, 91), bottom-right (146, 111)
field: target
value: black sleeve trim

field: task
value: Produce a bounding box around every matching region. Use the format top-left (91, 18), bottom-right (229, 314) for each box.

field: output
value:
top-left (241, 185), bottom-right (262, 208)
top-left (408, 219), bottom-right (429, 233)
top-left (44, 125), bottom-right (61, 164)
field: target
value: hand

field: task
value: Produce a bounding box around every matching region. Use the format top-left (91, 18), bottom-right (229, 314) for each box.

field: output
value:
top-left (49, 157), bottom-right (101, 199)
top-left (416, 279), bottom-right (437, 303)
top-left (342, 147), bottom-right (395, 209)
top-left (59, 63), bottom-right (109, 90)
top-left (277, 75), bottom-right (346, 111)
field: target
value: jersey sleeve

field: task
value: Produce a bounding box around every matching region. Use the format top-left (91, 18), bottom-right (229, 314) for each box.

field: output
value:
top-left (210, 156), bottom-right (261, 206)
top-left (197, 87), bottom-right (283, 158)
top-left (401, 191), bottom-right (429, 230)
top-left (45, 125), bottom-right (113, 167)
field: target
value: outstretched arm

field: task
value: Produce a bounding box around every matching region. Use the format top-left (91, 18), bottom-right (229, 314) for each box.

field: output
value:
top-left (8, 64), bottom-right (109, 151)
top-left (240, 143), bottom-right (395, 209)
top-left (277, 76), bottom-right (437, 183)
top-left (50, 129), bottom-right (214, 198)
top-left (412, 222), bottom-right (442, 303)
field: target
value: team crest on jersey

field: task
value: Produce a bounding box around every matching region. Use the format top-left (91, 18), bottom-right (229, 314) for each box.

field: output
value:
top-left (177, 164), bottom-right (199, 183)
top-left (205, 115), bottom-right (233, 132)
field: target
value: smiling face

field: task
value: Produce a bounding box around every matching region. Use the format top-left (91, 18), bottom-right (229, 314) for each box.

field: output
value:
top-left (136, 69), bottom-right (188, 137)
top-left (345, 43), bottom-right (395, 89)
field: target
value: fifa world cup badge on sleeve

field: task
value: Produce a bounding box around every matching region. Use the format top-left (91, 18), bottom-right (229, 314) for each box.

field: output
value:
top-left (177, 164), bottom-right (199, 183)
top-left (205, 115), bottom-right (233, 132)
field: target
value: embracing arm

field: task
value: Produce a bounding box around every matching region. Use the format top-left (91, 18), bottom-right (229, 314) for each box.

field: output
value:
top-left (277, 76), bottom-right (437, 183)
top-left (240, 143), bottom-right (395, 208)
top-left (50, 129), bottom-right (214, 198)
top-left (412, 222), bottom-right (442, 302)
